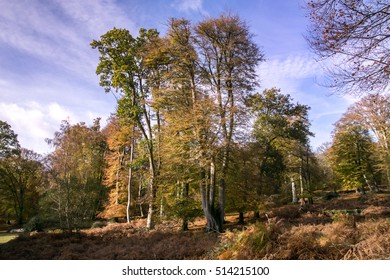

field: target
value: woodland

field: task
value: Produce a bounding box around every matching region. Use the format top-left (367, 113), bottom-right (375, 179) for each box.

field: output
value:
top-left (1, 0), bottom-right (390, 260)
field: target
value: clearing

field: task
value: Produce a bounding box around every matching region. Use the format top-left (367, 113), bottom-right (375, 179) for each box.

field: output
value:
top-left (0, 191), bottom-right (389, 260)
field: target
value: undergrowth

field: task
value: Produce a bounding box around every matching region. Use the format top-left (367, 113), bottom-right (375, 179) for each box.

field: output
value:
top-left (1, 192), bottom-right (389, 260)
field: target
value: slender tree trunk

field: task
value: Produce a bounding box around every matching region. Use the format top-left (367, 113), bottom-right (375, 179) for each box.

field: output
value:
top-left (182, 182), bottom-right (189, 231)
top-left (115, 149), bottom-right (124, 205)
top-left (299, 165), bottom-right (305, 205)
top-left (291, 178), bottom-right (298, 204)
top-left (126, 128), bottom-right (135, 223)
top-left (146, 174), bottom-right (155, 229)
top-left (138, 179), bottom-right (144, 217)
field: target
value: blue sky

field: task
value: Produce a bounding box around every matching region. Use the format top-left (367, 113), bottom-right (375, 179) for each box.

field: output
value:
top-left (0, 0), bottom-right (356, 154)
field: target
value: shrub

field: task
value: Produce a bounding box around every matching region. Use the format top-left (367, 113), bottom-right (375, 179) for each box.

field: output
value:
top-left (323, 192), bottom-right (339, 200)
top-left (24, 216), bottom-right (44, 232)
top-left (90, 221), bottom-right (107, 229)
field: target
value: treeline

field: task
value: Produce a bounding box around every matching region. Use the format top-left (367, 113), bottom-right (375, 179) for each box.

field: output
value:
top-left (1, 14), bottom-right (389, 233)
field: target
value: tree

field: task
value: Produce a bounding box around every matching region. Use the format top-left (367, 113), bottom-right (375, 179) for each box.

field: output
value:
top-left (0, 120), bottom-right (20, 158)
top-left (92, 28), bottom-right (163, 229)
top-left (0, 149), bottom-right (44, 225)
top-left (92, 14), bottom-right (264, 233)
top-left (330, 113), bottom-right (378, 192)
top-left (194, 13), bottom-right (264, 231)
top-left (45, 120), bottom-right (106, 231)
top-left (99, 116), bottom-right (140, 221)
top-left (347, 93), bottom-right (390, 187)
top-left (306, 0), bottom-right (390, 94)
top-left (248, 88), bottom-right (313, 204)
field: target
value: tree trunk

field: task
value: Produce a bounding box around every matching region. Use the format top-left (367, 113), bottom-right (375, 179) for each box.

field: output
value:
top-left (291, 178), bottom-right (298, 204)
top-left (181, 182), bottom-right (190, 231)
top-left (299, 166), bottom-right (305, 206)
top-left (238, 211), bottom-right (245, 224)
top-left (126, 129), bottom-right (135, 223)
top-left (138, 179), bottom-right (144, 217)
top-left (146, 169), bottom-right (155, 229)
top-left (200, 167), bottom-right (222, 232)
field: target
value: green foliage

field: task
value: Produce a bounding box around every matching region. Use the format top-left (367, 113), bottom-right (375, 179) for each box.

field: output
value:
top-left (323, 192), bottom-right (339, 201)
top-left (24, 216), bottom-right (44, 232)
top-left (167, 196), bottom-right (203, 222)
top-left (330, 115), bottom-right (377, 191)
top-left (0, 148), bottom-right (44, 224)
top-left (0, 120), bottom-right (20, 158)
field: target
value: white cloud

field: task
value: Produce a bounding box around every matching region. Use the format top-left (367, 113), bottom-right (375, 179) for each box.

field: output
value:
top-left (258, 54), bottom-right (321, 91)
top-left (172, 0), bottom-right (207, 15)
top-left (0, 101), bottom-right (110, 155)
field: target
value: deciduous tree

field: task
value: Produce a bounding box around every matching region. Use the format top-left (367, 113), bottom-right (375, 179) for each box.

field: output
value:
top-left (306, 0), bottom-right (390, 94)
top-left (45, 120), bottom-right (106, 231)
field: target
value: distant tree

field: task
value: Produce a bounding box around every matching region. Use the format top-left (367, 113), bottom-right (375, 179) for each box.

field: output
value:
top-left (330, 114), bottom-right (378, 192)
top-left (0, 149), bottom-right (44, 225)
top-left (45, 120), bottom-right (106, 231)
top-left (306, 0), bottom-right (390, 94)
top-left (248, 88), bottom-right (312, 204)
top-left (0, 120), bottom-right (20, 158)
top-left (347, 93), bottom-right (390, 187)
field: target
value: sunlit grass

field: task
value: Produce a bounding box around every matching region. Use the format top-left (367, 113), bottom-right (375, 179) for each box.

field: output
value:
top-left (0, 232), bottom-right (19, 244)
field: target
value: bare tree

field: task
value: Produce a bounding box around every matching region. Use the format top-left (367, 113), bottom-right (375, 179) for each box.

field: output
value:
top-left (306, 0), bottom-right (390, 95)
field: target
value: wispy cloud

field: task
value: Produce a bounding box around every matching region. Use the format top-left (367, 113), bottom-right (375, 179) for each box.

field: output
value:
top-left (257, 54), bottom-right (355, 148)
top-left (0, 0), bottom-right (136, 83)
top-left (0, 0), bottom-right (128, 153)
top-left (172, 0), bottom-right (208, 15)
top-left (258, 54), bottom-right (321, 91)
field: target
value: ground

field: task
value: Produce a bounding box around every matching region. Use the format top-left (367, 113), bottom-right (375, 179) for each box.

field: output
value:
top-left (0, 191), bottom-right (389, 260)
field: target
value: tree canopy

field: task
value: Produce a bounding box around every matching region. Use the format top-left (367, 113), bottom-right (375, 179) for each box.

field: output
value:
top-left (306, 0), bottom-right (390, 95)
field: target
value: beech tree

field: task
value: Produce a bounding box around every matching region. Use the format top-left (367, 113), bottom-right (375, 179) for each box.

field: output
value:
top-left (100, 116), bottom-right (142, 222)
top-left (92, 14), bottom-right (264, 232)
top-left (330, 114), bottom-right (378, 192)
top-left (306, 0), bottom-right (390, 94)
top-left (92, 28), bottom-right (163, 229)
top-left (347, 93), bottom-right (390, 187)
top-left (155, 18), bottom-right (205, 230)
top-left (194, 14), bottom-right (264, 231)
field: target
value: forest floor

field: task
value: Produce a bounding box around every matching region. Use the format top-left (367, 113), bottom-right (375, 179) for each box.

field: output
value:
top-left (0, 190), bottom-right (389, 260)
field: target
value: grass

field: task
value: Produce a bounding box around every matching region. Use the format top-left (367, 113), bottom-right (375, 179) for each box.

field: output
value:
top-left (0, 232), bottom-right (19, 244)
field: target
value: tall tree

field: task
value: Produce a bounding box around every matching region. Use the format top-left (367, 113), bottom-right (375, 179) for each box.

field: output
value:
top-left (92, 28), bottom-right (163, 229)
top-left (151, 18), bottom-right (215, 231)
top-left (194, 13), bottom-right (264, 231)
top-left (306, 0), bottom-right (390, 94)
